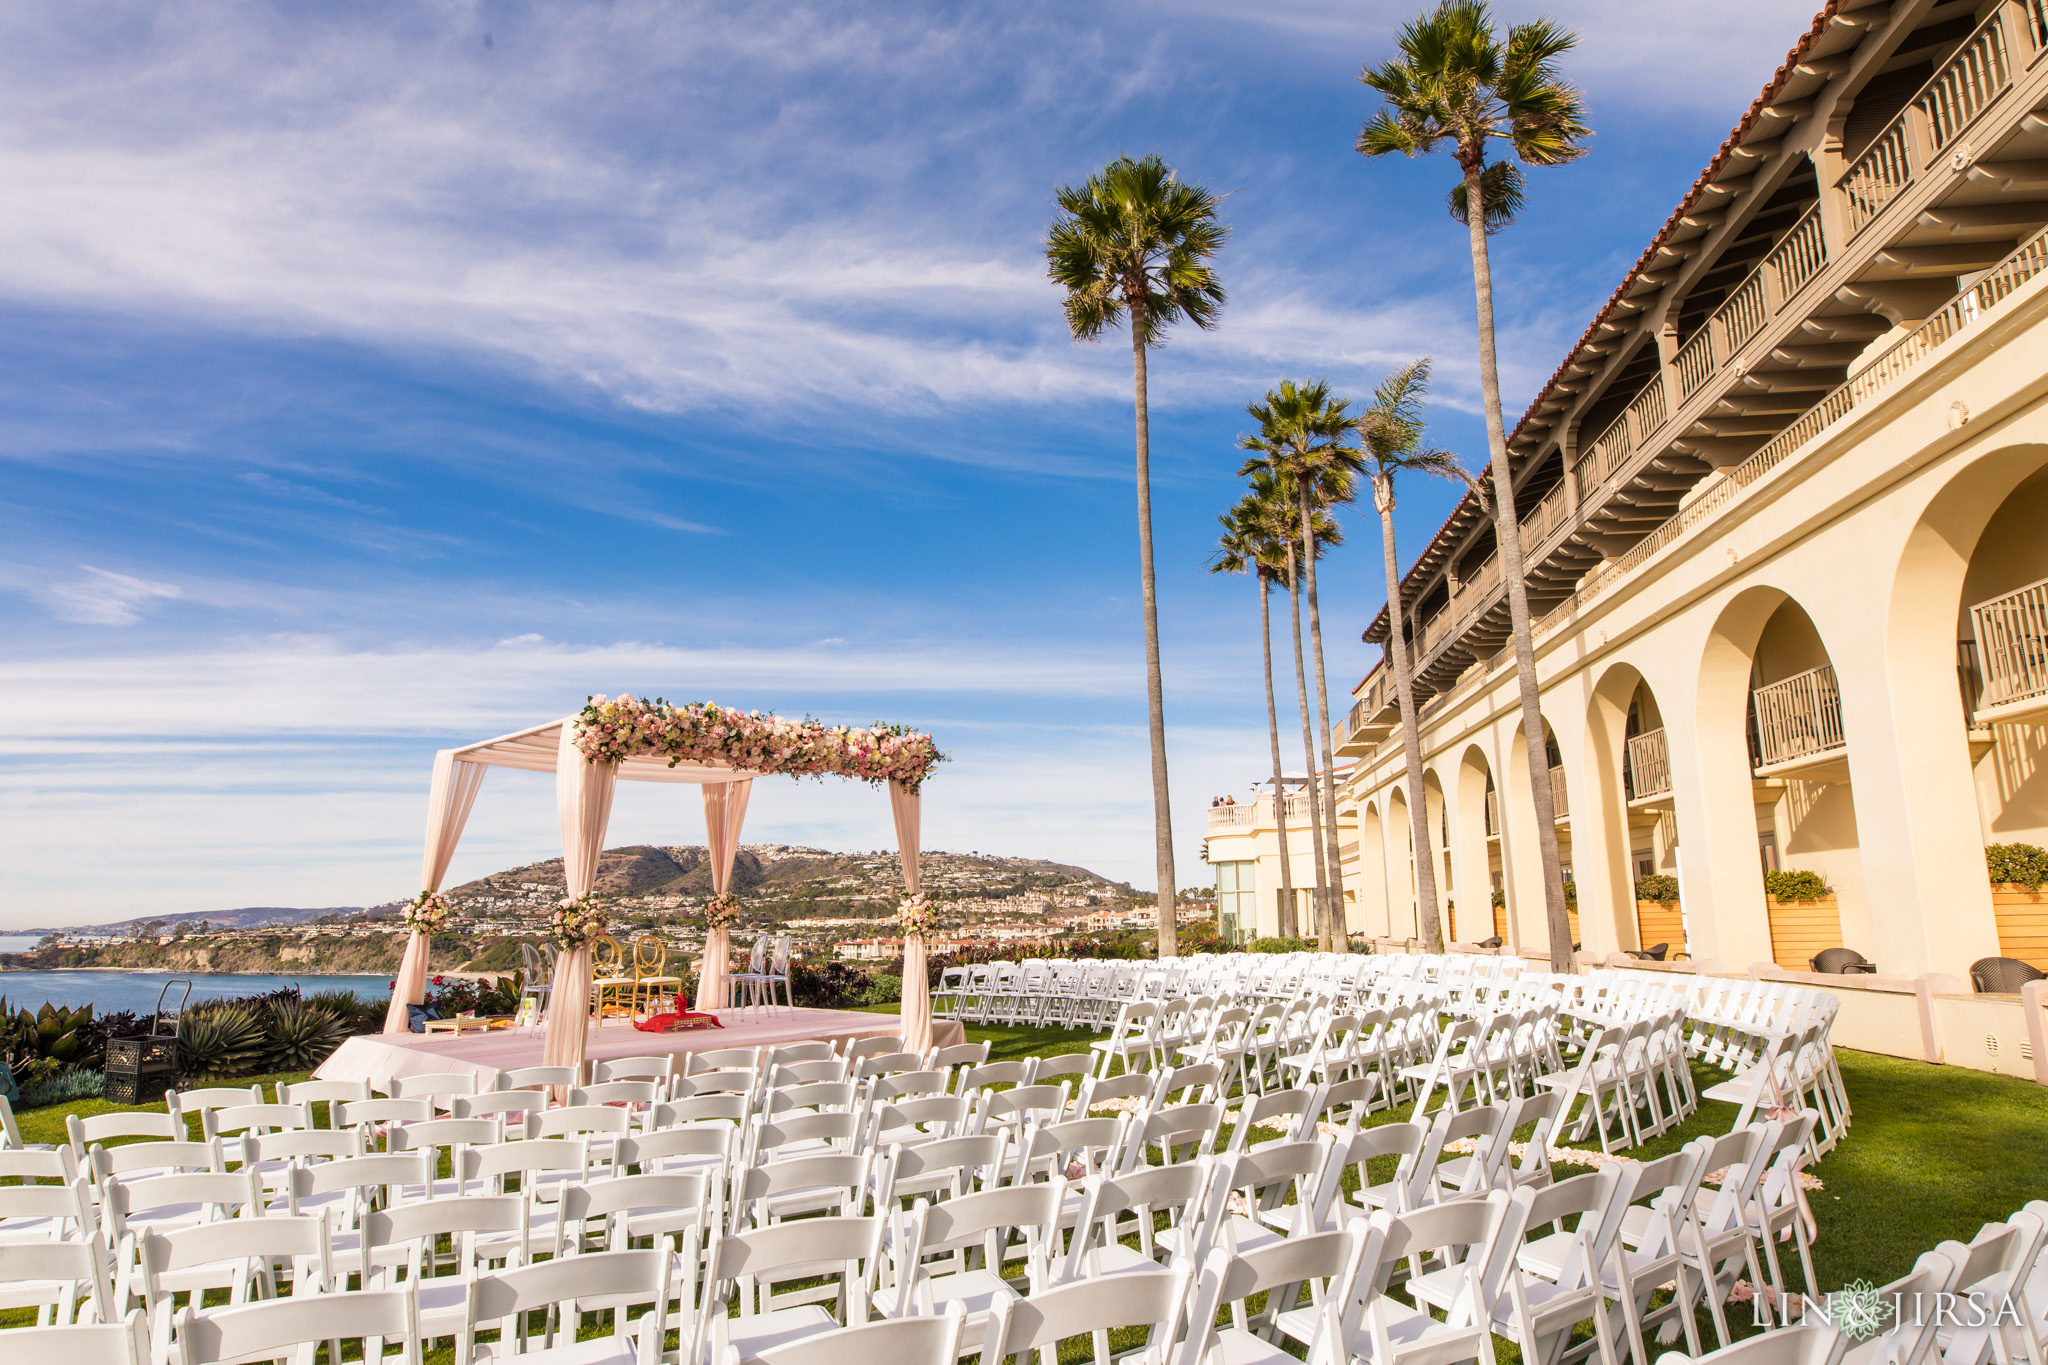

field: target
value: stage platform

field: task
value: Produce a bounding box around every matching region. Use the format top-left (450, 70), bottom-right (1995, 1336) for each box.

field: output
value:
top-left (315, 1008), bottom-right (967, 1092)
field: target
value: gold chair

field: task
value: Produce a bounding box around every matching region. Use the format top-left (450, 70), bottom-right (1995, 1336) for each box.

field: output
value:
top-left (590, 935), bottom-right (635, 1024)
top-left (630, 935), bottom-right (683, 1016)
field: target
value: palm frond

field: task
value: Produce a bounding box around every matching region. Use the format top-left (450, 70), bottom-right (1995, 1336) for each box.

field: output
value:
top-left (1446, 160), bottom-right (1524, 234)
top-left (1045, 153), bottom-right (1230, 348)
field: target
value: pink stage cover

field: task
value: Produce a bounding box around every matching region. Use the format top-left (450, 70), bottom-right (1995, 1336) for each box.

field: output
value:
top-left (318, 1007), bottom-right (965, 1093)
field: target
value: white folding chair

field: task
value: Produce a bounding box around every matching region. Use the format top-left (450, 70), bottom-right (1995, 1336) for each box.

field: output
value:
top-left (172, 1285), bottom-right (422, 1365)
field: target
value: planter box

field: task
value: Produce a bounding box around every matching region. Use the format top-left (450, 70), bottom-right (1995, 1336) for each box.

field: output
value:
top-left (1635, 900), bottom-right (1685, 957)
top-left (1990, 884), bottom-right (2048, 971)
top-left (1765, 893), bottom-right (1842, 972)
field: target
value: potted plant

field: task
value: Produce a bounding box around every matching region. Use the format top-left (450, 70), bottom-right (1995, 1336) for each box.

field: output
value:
top-left (1985, 844), bottom-right (2048, 970)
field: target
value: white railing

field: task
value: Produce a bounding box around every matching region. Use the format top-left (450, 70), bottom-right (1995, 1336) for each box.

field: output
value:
top-left (1972, 574), bottom-right (2048, 710)
top-left (1533, 223), bottom-right (2048, 642)
top-left (1208, 804), bottom-right (1255, 829)
top-left (1627, 728), bottom-right (1672, 800)
top-left (1549, 764), bottom-right (1569, 821)
top-left (1752, 664), bottom-right (1846, 769)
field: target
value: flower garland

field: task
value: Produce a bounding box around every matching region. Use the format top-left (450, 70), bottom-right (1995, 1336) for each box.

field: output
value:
top-left (571, 696), bottom-right (945, 792)
top-left (403, 892), bottom-right (451, 935)
top-left (702, 893), bottom-right (741, 931)
top-left (549, 895), bottom-right (609, 953)
top-left (896, 892), bottom-right (936, 937)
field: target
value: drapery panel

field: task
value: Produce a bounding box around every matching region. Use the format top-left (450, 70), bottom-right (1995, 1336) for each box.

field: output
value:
top-left (889, 778), bottom-right (931, 1054)
top-left (696, 779), bottom-right (753, 1014)
top-left (542, 724), bottom-right (619, 1074)
top-left (383, 753), bottom-right (487, 1034)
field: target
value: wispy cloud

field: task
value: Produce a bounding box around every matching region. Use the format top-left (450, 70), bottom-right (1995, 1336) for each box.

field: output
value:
top-left (44, 565), bottom-right (182, 625)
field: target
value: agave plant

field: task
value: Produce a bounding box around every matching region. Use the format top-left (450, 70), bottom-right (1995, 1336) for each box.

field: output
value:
top-left (260, 999), bottom-right (351, 1072)
top-left (176, 1004), bottom-right (266, 1081)
top-left (0, 998), bottom-right (97, 1081)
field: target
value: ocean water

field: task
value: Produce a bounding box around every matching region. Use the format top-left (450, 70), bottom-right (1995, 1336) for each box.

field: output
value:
top-left (0, 935), bottom-right (45, 954)
top-left (0, 970), bottom-right (394, 1016)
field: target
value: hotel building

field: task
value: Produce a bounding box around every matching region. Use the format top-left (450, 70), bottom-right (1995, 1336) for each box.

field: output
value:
top-left (1208, 0), bottom-right (2048, 1003)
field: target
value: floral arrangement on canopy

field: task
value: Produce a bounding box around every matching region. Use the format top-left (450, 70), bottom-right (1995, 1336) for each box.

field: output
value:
top-left (550, 894), bottom-right (610, 952)
top-left (703, 893), bottom-right (741, 930)
top-left (403, 892), bottom-right (452, 935)
top-left (572, 696), bottom-right (946, 792)
top-left (897, 892), bottom-right (937, 935)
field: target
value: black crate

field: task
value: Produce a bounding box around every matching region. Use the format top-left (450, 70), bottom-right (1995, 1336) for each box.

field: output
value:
top-left (106, 1037), bottom-right (177, 1070)
top-left (103, 1069), bottom-right (175, 1105)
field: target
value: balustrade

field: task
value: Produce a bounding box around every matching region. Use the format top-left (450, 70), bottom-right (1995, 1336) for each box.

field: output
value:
top-left (1971, 574), bottom-right (2048, 711)
top-left (1626, 728), bottom-right (1672, 801)
top-left (1752, 664), bottom-right (1846, 769)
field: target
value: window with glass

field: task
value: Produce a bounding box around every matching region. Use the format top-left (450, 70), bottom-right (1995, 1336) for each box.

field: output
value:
top-left (1215, 860), bottom-right (1256, 944)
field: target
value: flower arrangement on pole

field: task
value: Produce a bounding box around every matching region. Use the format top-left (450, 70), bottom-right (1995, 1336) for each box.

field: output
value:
top-left (702, 893), bottom-right (741, 930)
top-left (404, 892), bottom-right (452, 935)
top-left (550, 895), bottom-right (609, 953)
top-left (571, 696), bottom-right (946, 792)
top-left (896, 892), bottom-right (937, 937)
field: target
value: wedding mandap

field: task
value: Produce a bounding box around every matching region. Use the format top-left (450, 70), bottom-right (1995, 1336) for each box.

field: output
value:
top-left (360, 696), bottom-right (950, 1082)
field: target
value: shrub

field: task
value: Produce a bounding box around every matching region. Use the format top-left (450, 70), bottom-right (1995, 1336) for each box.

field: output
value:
top-left (1986, 842), bottom-right (2048, 892)
top-left (1635, 874), bottom-right (1680, 903)
top-left (261, 998), bottom-right (351, 1072)
top-left (1246, 937), bottom-right (1315, 954)
top-left (423, 974), bottom-right (521, 1017)
top-left (1764, 869), bottom-right (1831, 901)
top-left (303, 989), bottom-right (382, 1034)
top-left (788, 961), bottom-right (870, 1009)
top-left (866, 973), bottom-right (903, 1005)
top-left (177, 1004), bottom-right (266, 1081)
top-left (0, 999), bottom-right (99, 1084)
top-left (18, 1068), bottom-right (106, 1110)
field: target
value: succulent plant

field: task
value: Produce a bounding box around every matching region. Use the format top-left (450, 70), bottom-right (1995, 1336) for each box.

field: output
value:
top-left (176, 1004), bottom-right (266, 1081)
top-left (260, 998), bottom-right (350, 1072)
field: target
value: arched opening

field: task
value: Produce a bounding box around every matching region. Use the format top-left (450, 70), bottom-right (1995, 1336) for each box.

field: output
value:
top-left (1895, 443), bottom-right (2048, 971)
top-left (1421, 770), bottom-right (1451, 946)
top-left (1696, 586), bottom-right (1861, 969)
top-left (1504, 717), bottom-right (1576, 956)
top-left (1359, 801), bottom-right (1390, 939)
top-left (1453, 746), bottom-right (1499, 945)
top-left (1385, 787), bottom-right (1419, 941)
top-left (1587, 665), bottom-right (1684, 958)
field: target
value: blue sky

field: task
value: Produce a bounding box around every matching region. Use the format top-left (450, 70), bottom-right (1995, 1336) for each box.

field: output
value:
top-left (0, 0), bottom-right (1820, 926)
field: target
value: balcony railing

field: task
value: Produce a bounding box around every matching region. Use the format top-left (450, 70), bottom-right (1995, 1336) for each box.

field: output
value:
top-left (1485, 790), bottom-right (1499, 837)
top-left (1549, 764), bottom-right (1569, 821)
top-left (1574, 381), bottom-right (1670, 491)
top-left (1971, 574), bottom-right (2048, 711)
top-left (1752, 664), bottom-right (1846, 769)
top-left (1208, 804), bottom-right (1255, 829)
top-left (1626, 728), bottom-right (1672, 801)
top-left (1533, 221), bottom-right (2048, 644)
top-left (1842, 8), bottom-right (2014, 236)
top-left (1672, 204), bottom-right (1830, 399)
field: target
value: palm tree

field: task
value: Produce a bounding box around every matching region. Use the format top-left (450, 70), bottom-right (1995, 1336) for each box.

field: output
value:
top-left (1357, 359), bottom-right (1484, 952)
top-left (1357, 0), bottom-right (1590, 970)
top-left (1238, 381), bottom-right (1362, 952)
top-left (1247, 470), bottom-right (1344, 946)
top-left (1046, 154), bottom-right (1229, 960)
top-left (1209, 496), bottom-right (1296, 940)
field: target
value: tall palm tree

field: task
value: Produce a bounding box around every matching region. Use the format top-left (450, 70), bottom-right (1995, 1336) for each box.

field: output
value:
top-left (1047, 153), bottom-right (1229, 960)
top-left (1357, 0), bottom-right (1590, 970)
top-left (1248, 470), bottom-right (1344, 945)
top-left (1209, 496), bottom-right (1296, 940)
top-left (1238, 381), bottom-right (1362, 952)
top-left (1357, 359), bottom-right (1485, 952)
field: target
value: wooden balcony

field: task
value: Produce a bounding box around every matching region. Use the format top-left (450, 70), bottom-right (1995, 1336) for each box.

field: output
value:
top-left (1971, 574), bottom-right (2048, 724)
top-left (1626, 728), bottom-right (1674, 809)
top-left (1752, 664), bottom-right (1851, 781)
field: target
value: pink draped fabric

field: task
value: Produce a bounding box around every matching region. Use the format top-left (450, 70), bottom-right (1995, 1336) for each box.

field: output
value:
top-left (542, 725), bottom-right (619, 1076)
top-left (889, 779), bottom-right (931, 1055)
top-left (696, 779), bottom-right (753, 1015)
top-left (384, 752), bottom-right (487, 1034)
